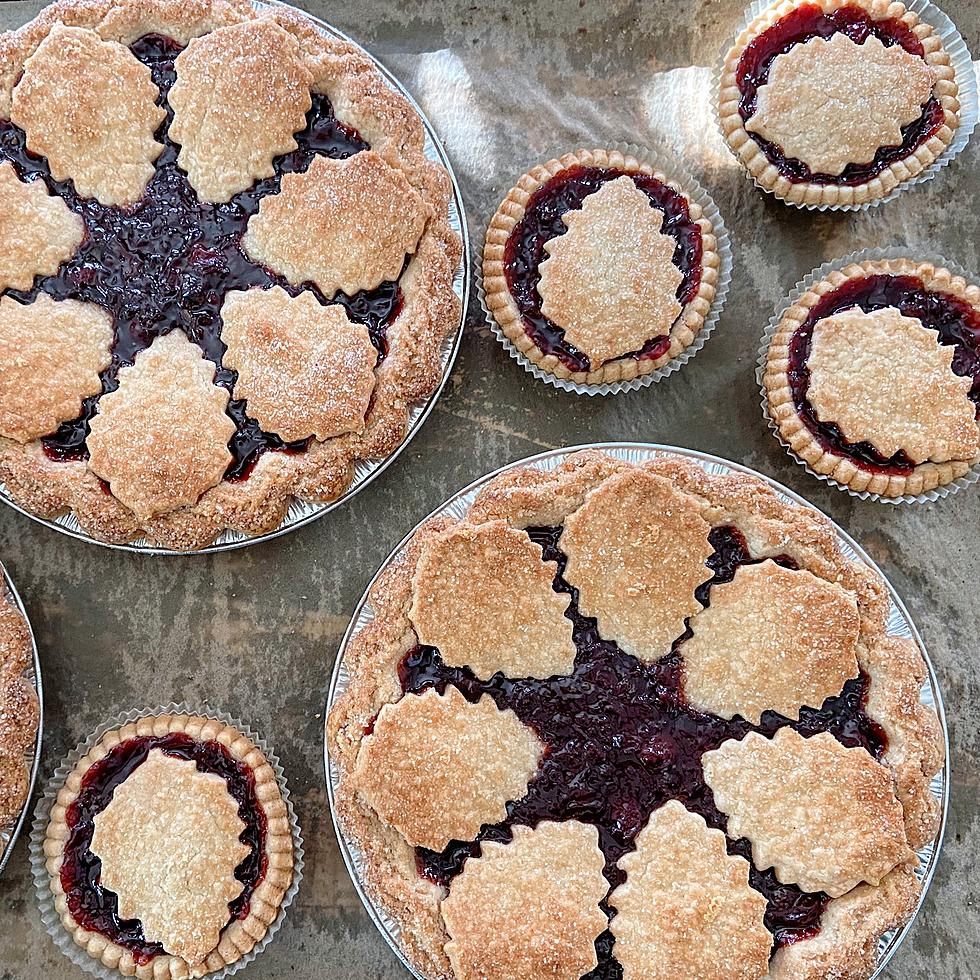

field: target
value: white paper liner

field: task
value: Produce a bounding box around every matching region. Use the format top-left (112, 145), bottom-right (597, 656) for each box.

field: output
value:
top-left (323, 443), bottom-right (950, 980)
top-left (713, 0), bottom-right (978, 211)
top-left (30, 703), bottom-right (304, 980)
top-left (0, 560), bottom-right (42, 876)
top-left (477, 142), bottom-right (733, 396)
top-left (0, 0), bottom-right (469, 556)
top-left (757, 246), bottom-right (980, 504)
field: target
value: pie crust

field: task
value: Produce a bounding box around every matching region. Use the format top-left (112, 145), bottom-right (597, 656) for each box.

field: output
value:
top-left (328, 450), bottom-right (945, 980)
top-left (43, 712), bottom-right (295, 979)
top-left (483, 148), bottom-right (720, 386)
top-left (0, 0), bottom-right (462, 550)
top-left (763, 257), bottom-right (980, 496)
top-left (718, 0), bottom-right (961, 207)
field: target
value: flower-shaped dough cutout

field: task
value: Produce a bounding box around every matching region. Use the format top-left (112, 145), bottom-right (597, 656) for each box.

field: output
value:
top-left (682, 560), bottom-right (860, 723)
top-left (353, 688), bottom-right (542, 850)
top-left (537, 176), bottom-right (683, 366)
top-left (745, 32), bottom-right (936, 176)
top-left (87, 331), bottom-right (235, 521)
top-left (0, 670), bottom-right (38, 754)
top-left (561, 468), bottom-right (713, 662)
top-left (441, 821), bottom-right (608, 980)
top-left (409, 520), bottom-right (576, 679)
top-left (0, 294), bottom-right (112, 444)
top-left (610, 801), bottom-right (770, 980)
top-left (0, 162), bottom-right (83, 293)
top-left (10, 25), bottom-right (165, 205)
top-left (703, 728), bottom-right (914, 898)
top-left (243, 150), bottom-right (428, 297)
top-left (168, 18), bottom-right (313, 203)
top-left (221, 287), bottom-right (376, 442)
top-left (90, 749), bottom-right (249, 968)
top-left (807, 305), bottom-right (979, 464)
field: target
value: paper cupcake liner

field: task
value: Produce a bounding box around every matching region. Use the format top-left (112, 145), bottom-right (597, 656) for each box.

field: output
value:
top-left (757, 246), bottom-right (980, 503)
top-left (30, 703), bottom-right (304, 980)
top-left (324, 443), bottom-right (949, 979)
top-left (0, 560), bottom-right (42, 876)
top-left (714, 0), bottom-right (978, 211)
top-left (478, 141), bottom-right (733, 396)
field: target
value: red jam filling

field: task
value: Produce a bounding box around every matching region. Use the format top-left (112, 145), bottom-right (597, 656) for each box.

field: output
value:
top-left (502, 165), bottom-right (703, 373)
top-left (735, 3), bottom-right (944, 185)
top-left (60, 732), bottom-right (267, 965)
top-left (788, 274), bottom-right (980, 474)
top-left (0, 34), bottom-right (400, 482)
top-left (399, 524), bottom-right (886, 970)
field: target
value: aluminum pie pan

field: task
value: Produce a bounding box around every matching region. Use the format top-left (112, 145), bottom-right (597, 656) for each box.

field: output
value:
top-left (0, 558), bottom-right (43, 877)
top-left (0, 0), bottom-right (470, 556)
top-left (323, 442), bottom-right (949, 980)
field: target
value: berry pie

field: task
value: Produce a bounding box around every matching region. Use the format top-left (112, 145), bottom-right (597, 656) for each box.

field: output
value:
top-left (328, 450), bottom-right (944, 980)
top-left (0, 0), bottom-right (461, 550)
top-left (483, 149), bottom-right (721, 387)
top-left (719, 0), bottom-right (961, 207)
top-left (764, 257), bottom-right (980, 497)
top-left (43, 712), bottom-right (295, 978)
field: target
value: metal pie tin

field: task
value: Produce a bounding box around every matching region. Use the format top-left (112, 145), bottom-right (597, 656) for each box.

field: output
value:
top-left (0, 0), bottom-right (469, 555)
top-left (324, 443), bottom-right (949, 980)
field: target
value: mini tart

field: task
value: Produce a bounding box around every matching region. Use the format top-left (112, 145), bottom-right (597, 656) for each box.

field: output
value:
top-left (718, 0), bottom-right (961, 207)
top-left (328, 450), bottom-right (944, 980)
top-left (43, 712), bottom-right (294, 979)
top-left (764, 257), bottom-right (980, 498)
top-left (482, 148), bottom-right (720, 387)
top-left (0, 0), bottom-right (462, 551)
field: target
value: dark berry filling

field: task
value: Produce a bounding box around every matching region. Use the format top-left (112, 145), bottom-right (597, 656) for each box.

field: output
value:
top-left (502, 165), bottom-right (702, 373)
top-left (0, 34), bottom-right (402, 481)
top-left (735, 3), bottom-right (944, 185)
top-left (788, 274), bottom-right (980, 474)
top-left (399, 524), bottom-right (885, 971)
top-left (60, 732), bottom-right (267, 965)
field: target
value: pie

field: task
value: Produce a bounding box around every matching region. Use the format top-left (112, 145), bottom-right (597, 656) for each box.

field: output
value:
top-left (482, 148), bottom-right (721, 386)
top-left (718, 0), bottom-right (961, 207)
top-left (328, 449), bottom-right (945, 980)
top-left (763, 257), bottom-right (980, 497)
top-left (0, 576), bottom-right (37, 842)
top-left (0, 0), bottom-right (461, 550)
top-left (43, 711), bottom-right (295, 978)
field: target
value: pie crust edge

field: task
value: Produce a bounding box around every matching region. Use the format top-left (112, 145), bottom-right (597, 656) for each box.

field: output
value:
top-left (43, 712), bottom-right (295, 980)
top-left (763, 257), bottom-right (980, 497)
top-left (326, 450), bottom-right (945, 980)
top-left (717, 0), bottom-right (960, 208)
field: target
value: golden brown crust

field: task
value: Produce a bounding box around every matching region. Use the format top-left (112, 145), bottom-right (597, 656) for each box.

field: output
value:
top-left (763, 257), bottom-right (980, 497)
top-left (718, 0), bottom-right (960, 208)
top-left (0, 0), bottom-right (462, 550)
top-left (482, 147), bottom-right (719, 386)
top-left (43, 712), bottom-right (294, 979)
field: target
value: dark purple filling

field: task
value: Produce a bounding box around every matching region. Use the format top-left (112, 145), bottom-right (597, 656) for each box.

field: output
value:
top-left (60, 732), bottom-right (266, 965)
top-left (788, 274), bottom-right (980, 474)
top-left (398, 524), bottom-right (885, 972)
top-left (0, 34), bottom-right (401, 481)
top-left (736, 3), bottom-right (944, 185)
top-left (502, 165), bottom-right (703, 373)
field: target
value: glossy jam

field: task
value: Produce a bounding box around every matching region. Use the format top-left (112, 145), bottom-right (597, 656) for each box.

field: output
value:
top-left (60, 732), bottom-right (267, 965)
top-left (502, 165), bottom-right (702, 372)
top-left (0, 34), bottom-right (400, 481)
top-left (789, 274), bottom-right (980, 474)
top-left (399, 524), bottom-right (886, 971)
top-left (735, 3), bottom-right (943, 185)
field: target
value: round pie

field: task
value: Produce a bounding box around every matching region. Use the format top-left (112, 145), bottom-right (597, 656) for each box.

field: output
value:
top-left (764, 257), bottom-right (980, 497)
top-left (482, 148), bottom-right (722, 387)
top-left (43, 711), bottom-right (295, 978)
top-left (328, 450), bottom-right (945, 980)
top-left (0, 0), bottom-right (462, 550)
top-left (719, 0), bottom-right (961, 207)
